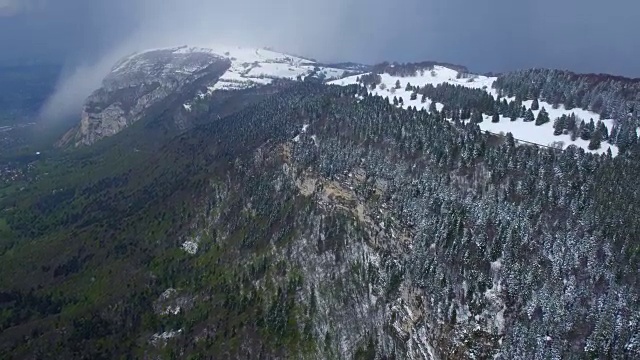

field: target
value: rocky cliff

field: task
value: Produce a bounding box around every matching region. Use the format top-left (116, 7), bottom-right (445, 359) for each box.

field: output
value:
top-left (58, 48), bottom-right (231, 147)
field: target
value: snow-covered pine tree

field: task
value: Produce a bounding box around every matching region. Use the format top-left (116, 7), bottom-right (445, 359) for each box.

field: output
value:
top-left (524, 109), bottom-right (535, 122)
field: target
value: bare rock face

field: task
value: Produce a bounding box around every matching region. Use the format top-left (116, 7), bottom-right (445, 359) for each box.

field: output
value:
top-left (58, 47), bottom-right (231, 147)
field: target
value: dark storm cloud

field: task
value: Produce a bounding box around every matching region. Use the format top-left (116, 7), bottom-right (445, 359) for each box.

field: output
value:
top-left (5, 0), bottom-right (639, 74)
top-left (0, 0), bottom-right (139, 64)
top-left (2, 0), bottom-right (638, 120)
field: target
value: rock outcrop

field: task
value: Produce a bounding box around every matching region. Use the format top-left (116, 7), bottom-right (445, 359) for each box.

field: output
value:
top-left (58, 48), bottom-right (231, 147)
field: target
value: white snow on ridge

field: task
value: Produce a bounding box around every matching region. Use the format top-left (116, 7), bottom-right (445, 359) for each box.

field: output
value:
top-left (331, 66), bottom-right (618, 155)
top-left (330, 66), bottom-right (493, 115)
top-left (117, 44), bottom-right (352, 96)
top-left (245, 62), bottom-right (306, 79)
top-left (330, 66), bottom-right (496, 91)
top-left (177, 45), bottom-right (350, 94)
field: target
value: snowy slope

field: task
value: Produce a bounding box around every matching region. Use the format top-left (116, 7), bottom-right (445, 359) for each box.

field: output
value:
top-left (330, 66), bottom-right (617, 155)
top-left (479, 100), bottom-right (616, 156)
top-left (330, 66), bottom-right (495, 91)
top-left (163, 45), bottom-right (351, 95)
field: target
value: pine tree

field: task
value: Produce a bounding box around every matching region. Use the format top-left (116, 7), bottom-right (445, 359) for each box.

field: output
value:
top-left (531, 98), bottom-right (540, 111)
top-left (535, 107), bottom-right (550, 126)
top-left (421, 93), bottom-right (427, 104)
top-left (553, 117), bottom-right (564, 135)
top-left (570, 128), bottom-right (578, 142)
top-left (441, 104), bottom-right (450, 118)
top-left (596, 121), bottom-right (609, 141)
top-left (429, 101), bottom-right (438, 113)
top-left (461, 108), bottom-right (471, 120)
top-left (587, 118), bottom-right (596, 136)
top-left (501, 99), bottom-right (509, 114)
top-left (393, 96), bottom-right (399, 106)
top-left (472, 111), bottom-right (483, 123)
top-left (509, 101), bottom-right (518, 117)
top-left (551, 94), bottom-right (561, 109)
top-left (579, 120), bottom-right (591, 140)
top-left (588, 130), bottom-right (602, 150)
top-left (395, 80), bottom-right (401, 89)
top-left (405, 82), bottom-right (412, 91)
top-left (524, 109), bottom-right (535, 122)
top-left (399, 97), bottom-right (404, 105)
top-left (492, 112), bottom-right (500, 123)
top-left (608, 125), bottom-right (618, 144)
top-left (451, 108), bottom-right (460, 122)
top-left (567, 113), bottom-right (577, 133)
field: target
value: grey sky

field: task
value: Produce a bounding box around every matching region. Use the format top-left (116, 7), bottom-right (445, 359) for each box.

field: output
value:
top-left (2, 0), bottom-right (639, 75)
top-left (2, 0), bottom-right (639, 120)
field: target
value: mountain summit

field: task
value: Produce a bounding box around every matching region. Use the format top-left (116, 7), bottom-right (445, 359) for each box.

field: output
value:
top-left (58, 46), bottom-right (354, 147)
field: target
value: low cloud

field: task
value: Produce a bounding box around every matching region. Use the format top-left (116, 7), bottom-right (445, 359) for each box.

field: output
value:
top-left (39, 50), bottom-right (125, 122)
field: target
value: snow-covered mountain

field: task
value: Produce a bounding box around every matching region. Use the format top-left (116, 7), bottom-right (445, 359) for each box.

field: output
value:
top-left (59, 45), bottom-right (358, 147)
top-left (183, 45), bottom-right (349, 91)
top-left (330, 66), bottom-right (618, 155)
top-left (61, 44), bottom-right (625, 156)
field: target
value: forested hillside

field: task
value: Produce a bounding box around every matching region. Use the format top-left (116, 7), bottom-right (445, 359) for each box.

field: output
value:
top-left (1, 77), bottom-right (639, 358)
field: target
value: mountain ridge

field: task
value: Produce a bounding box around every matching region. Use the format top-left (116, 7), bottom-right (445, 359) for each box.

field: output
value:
top-left (57, 45), bottom-right (360, 148)
top-left (60, 44), bottom-right (639, 158)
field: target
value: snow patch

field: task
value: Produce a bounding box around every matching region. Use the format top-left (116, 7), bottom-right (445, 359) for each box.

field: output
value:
top-left (495, 305), bottom-right (506, 334)
top-left (150, 329), bottom-right (182, 347)
top-left (490, 258), bottom-right (502, 272)
top-left (163, 304), bottom-right (181, 315)
top-left (181, 240), bottom-right (198, 255)
top-left (159, 288), bottom-right (177, 300)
